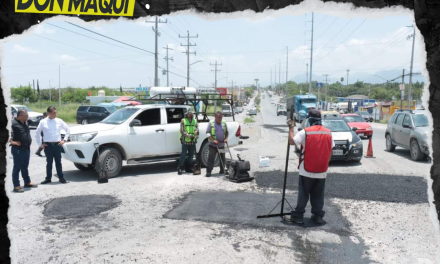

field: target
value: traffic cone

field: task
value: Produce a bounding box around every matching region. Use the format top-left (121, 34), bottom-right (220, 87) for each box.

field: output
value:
top-left (364, 137), bottom-right (375, 158)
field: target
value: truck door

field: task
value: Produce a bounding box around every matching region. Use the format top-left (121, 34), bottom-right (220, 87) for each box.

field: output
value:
top-left (393, 114), bottom-right (405, 145)
top-left (165, 107), bottom-right (186, 154)
top-left (128, 108), bottom-right (167, 158)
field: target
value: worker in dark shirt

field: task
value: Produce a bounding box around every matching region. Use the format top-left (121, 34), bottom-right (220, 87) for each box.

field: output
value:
top-left (10, 110), bottom-right (37, 193)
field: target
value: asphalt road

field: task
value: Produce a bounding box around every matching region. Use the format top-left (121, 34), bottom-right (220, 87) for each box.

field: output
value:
top-left (5, 96), bottom-right (436, 264)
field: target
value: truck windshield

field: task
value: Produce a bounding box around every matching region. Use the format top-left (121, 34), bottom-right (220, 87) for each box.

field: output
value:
top-left (301, 99), bottom-right (316, 104)
top-left (222, 106), bottom-right (230, 111)
top-left (412, 114), bottom-right (429, 127)
top-left (101, 108), bottom-right (139, 124)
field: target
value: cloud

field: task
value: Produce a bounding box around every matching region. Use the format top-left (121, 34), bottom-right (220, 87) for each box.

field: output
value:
top-left (80, 66), bottom-right (91, 71)
top-left (13, 44), bottom-right (39, 53)
top-left (60, 54), bottom-right (76, 61)
top-left (34, 24), bottom-right (56, 35)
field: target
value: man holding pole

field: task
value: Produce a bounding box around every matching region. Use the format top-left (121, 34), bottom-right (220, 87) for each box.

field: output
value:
top-left (284, 109), bottom-right (334, 225)
top-left (205, 112), bottom-right (228, 177)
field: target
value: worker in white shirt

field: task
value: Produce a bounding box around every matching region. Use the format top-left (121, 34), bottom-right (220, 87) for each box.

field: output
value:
top-left (35, 106), bottom-right (70, 184)
top-left (284, 109), bottom-right (335, 225)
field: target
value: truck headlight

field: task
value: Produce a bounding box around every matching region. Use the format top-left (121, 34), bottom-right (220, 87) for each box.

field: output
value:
top-left (70, 132), bottom-right (97, 142)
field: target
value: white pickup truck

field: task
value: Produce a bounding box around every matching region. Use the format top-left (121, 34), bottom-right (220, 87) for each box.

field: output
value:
top-left (62, 104), bottom-right (242, 177)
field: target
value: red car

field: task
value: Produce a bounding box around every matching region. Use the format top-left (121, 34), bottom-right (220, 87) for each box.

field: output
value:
top-left (341, 114), bottom-right (373, 139)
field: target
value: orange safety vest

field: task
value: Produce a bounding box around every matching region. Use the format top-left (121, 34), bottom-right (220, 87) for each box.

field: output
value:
top-left (298, 125), bottom-right (333, 173)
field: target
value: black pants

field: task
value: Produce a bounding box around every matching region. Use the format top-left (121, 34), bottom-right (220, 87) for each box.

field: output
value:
top-left (178, 144), bottom-right (195, 170)
top-left (44, 143), bottom-right (64, 180)
top-left (207, 145), bottom-right (225, 173)
top-left (291, 175), bottom-right (326, 218)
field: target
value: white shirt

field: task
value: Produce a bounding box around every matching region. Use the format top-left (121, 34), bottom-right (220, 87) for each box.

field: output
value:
top-left (35, 117), bottom-right (70, 146)
top-left (293, 128), bottom-right (335, 179)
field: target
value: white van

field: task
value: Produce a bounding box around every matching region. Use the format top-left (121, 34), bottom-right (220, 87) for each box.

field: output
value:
top-left (221, 104), bottom-right (232, 117)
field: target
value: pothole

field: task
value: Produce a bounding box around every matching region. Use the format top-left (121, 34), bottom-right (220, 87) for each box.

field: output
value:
top-left (43, 195), bottom-right (121, 220)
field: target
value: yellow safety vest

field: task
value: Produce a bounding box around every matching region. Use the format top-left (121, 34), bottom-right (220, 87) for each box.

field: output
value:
top-left (182, 118), bottom-right (197, 143)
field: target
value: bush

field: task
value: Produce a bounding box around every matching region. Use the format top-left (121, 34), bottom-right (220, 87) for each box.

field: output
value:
top-left (244, 117), bottom-right (255, 124)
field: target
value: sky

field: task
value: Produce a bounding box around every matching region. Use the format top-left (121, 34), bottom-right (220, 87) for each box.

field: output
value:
top-left (1, 11), bottom-right (424, 90)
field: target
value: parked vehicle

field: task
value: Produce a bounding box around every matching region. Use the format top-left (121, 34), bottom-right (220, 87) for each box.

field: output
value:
top-left (355, 111), bottom-right (373, 122)
top-left (286, 94), bottom-right (318, 123)
top-left (11, 104), bottom-right (43, 128)
top-left (296, 116), bottom-right (363, 162)
top-left (248, 109), bottom-right (257, 116)
top-left (341, 114), bottom-right (373, 139)
top-left (63, 105), bottom-right (242, 177)
top-left (385, 109), bottom-right (430, 161)
top-left (276, 104), bottom-right (287, 116)
top-left (222, 104), bottom-right (232, 117)
top-left (233, 107), bottom-right (240, 115)
top-left (76, 105), bottom-right (117, 125)
top-left (321, 111), bottom-right (340, 118)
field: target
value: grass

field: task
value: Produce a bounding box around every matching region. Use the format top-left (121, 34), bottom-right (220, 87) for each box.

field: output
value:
top-left (26, 102), bottom-right (81, 123)
top-left (244, 117), bottom-right (255, 124)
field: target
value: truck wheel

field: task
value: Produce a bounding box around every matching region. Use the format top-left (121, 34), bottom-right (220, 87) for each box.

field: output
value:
top-left (95, 147), bottom-right (122, 178)
top-left (74, 163), bottom-right (94, 171)
top-left (81, 118), bottom-right (89, 125)
top-left (385, 134), bottom-right (395, 152)
top-left (410, 139), bottom-right (425, 161)
top-left (199, 142), bottom-right (220, 168)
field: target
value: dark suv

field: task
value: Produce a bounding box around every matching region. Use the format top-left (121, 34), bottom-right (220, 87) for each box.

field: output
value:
top-left (76, 105), bottom-right (117, 125)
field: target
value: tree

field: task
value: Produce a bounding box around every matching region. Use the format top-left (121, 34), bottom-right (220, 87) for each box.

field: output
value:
top-left (120, 84), bottom-right (123, 93)
top-left (11, 86), bottom-right (37, 103)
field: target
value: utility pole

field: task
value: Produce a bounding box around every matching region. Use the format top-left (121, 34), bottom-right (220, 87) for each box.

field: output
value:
top-left (270, 68), bottom-right (272, 90)
top-left (346, 69), bottom-right (350, 89)
top-left (49, 80), bottom-right (52, 101)
top-left (147, 17), bottom-right (167, 86)
top-left (308, 12), bottom-right (314, 95)
top-left (179, 31), bottom-right (198, 87)
top-left (286, 46), bottom-right (288, 96)
top-left (163, 45), bottom-right (173, 87)
top-left (274, 64), bottom-right (277, 92)
top-left (323, 74), bottom-right (330, 110)
top-left (407, 25), bottom-right (416, 109)
top-left (210, 60), bottom-right (222, 112)
top-left (279, 59), bottom-right (281, 95)
top-left (58, 64), bottom-right (61, 108)
top-left (306, 63), bottom-right (308, 88)
top-left (401, 69), bottom-right (405, 109)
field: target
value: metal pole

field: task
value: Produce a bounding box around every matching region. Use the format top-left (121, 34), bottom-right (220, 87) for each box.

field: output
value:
top-left (58, 64), bottom-right (61, 108)
top-left (286, 46), bottom-right (288, 96)
top-left (155, 17), bottom-right (158, 86)
top-left (49, 80), bottom-right (51, 101)
top-left (306, 63), bottom-right (308, 89)
top-left (279, 59), bottom-right (281, 95)
top-left (309, 12), bottom-right (314, 95)
top-left (408, 26), bottom-right (416, 109)
top-left (166, 45), bottom-right (169, 86)
top-left (187, 31), bottom-right (190, 86)
top-left (347, 69), bottom-right (350, 89)
top-left (401, 69), bottom-right (405, 109)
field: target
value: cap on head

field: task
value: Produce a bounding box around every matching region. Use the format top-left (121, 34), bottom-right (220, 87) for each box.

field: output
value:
top-left (308, 108), bottom-right (321, 119)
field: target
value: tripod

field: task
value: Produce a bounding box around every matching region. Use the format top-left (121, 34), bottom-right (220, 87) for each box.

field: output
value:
top-left (257, 105), bottom-right (295, 219)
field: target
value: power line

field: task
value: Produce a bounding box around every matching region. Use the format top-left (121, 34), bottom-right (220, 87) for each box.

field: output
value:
top-left (315, 17), bottom-right (338, 40)
top-left (46, 22), bottom-right (153, 56)
top-left (65, 21), bottom-right (155, 55)
top-left (315, 18), bottom-right (367, 61)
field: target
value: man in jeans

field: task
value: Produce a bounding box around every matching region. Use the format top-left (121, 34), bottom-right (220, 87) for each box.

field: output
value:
top-left (35, 106), bottom-right (70, 184)
top-left (10, 110), bottom-right (37, 193)
top-left (178, 110), bottom-right (199, 175)
top-left (205, 112), bottom-right (228, 177)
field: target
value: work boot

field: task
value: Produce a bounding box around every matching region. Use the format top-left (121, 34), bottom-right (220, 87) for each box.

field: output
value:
top-left (59, 178), bottom-right (67, 184)
top-left (24, 182), bottom-right (38, 188)
top-left (177, 167), bottom-right (183, 175)
top-left (219, 169), bottom-right (225, 174)
top-left (40, 179), bottom-right (52, 184)
top-left (13, 187), bottom-right (24, 193)
top-left (283, 214), bottom-right (304, 224)
top-left (311, 215), bottom-right (325, 225)
top-left (35, 151), bottom-right (43, 157)
top-left (205, 171), bottom-right (211, 177)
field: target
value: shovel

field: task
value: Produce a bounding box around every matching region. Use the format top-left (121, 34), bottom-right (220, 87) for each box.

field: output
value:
top-left (192, 137), bottom-right (201, 175)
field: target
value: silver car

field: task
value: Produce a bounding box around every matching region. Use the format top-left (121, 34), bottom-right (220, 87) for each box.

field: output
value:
top-left (385, 109), bottom-right (430, 161)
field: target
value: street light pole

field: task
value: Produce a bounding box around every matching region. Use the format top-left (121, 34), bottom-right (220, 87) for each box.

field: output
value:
top-left (407, 25), bottom-right (416, 109)
top-left (58, 64), bottom-right (62, 109)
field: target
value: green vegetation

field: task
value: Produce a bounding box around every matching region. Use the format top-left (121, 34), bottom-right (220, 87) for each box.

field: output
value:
top-left (271, 80), bottom-right (425, 101)
top-left (26, 102), bottom-right (81, 123)
top-left (244, 117), bottom-right (255, 124)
